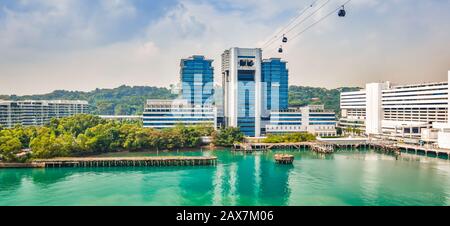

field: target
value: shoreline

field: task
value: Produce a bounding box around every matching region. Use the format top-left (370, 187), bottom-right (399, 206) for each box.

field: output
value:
top-left (0, 162), bottom-right (45, 168)
top-left (2, 141), bottom-right (449, 168)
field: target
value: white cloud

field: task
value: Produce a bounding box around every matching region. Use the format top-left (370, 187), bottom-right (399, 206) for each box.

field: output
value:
top-left (0, 0), bottom-right (449, 95)
top-left (0, 0), bottom-right (137, 52)
top-left (100, 0), bottom-right (137, 18)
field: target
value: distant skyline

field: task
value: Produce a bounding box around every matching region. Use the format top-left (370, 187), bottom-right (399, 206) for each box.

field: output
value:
top-left (0, 0), bottom-right (449, 95)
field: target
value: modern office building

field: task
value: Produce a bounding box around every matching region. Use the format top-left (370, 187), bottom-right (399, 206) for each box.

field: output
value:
top-left (214, 85), bottom-right (225, 128)
top-left (221, 48), bottom-right (290, 137)
top-left (0, 100), bottom-right (89, 128)
top-left (142, 55), bottom-right (217, 130)
top-left (222, 48), bottom-right (263, 137)
top-left (266, 105), bottom-right (337, 137)
top-left (339, 74), bottom-right (449, 142)
top-left (142, 100), bottom-right (216, 129)
top-left (180, 55), bottom-right (214, 106)
top-left (262, 58), bottom-right (289, 113)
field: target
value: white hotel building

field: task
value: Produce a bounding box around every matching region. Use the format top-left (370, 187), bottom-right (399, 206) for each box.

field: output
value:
top-left (266, 105), bottom-right (337, 137)
top-left (340, 90), bottom-right (367, 133)
top-left (339, 71), bottom-right (450, 147)
top-left (0, 100), bottom-right (89, 128)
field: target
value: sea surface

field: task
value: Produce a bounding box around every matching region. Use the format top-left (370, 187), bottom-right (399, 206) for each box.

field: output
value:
top-left (1, 149), bottom-right (449, 206)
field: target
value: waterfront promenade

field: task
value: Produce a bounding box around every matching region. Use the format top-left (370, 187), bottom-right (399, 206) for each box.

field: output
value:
top-left (397, 143), bottom-right (450, 159)
top-left (233, 140), bottom-right (450, 160)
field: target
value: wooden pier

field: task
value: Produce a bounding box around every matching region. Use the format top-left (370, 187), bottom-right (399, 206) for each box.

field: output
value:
top-left (310, 142), bottom-right (334, 154)
top-left (397, 144), bottom-right (450, 160)
top-left (0, 162), bottom-right (45, 168)
top-left (233, 142), bottom-right (335, 154)
top-left (368, 142), bottom-right (401, 155)
top-left (32, 156), bottom-right (218, 168)
top-left (233, 140), bottom-right (450, 160)
top-left (233, 142), bottom-right (311, 152)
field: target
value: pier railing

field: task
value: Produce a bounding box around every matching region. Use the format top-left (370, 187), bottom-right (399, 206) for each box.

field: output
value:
top-left (232, 140), bottom-right (450, 160)
top-left (32, 156), bottom-right (218, 168)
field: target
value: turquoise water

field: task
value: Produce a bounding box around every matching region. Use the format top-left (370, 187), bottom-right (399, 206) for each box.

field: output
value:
top-left (1, 149), bottom-right (450, 206)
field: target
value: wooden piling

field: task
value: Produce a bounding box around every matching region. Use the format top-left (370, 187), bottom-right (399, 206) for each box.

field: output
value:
top-left (32, 156), bottom-right (217, 168)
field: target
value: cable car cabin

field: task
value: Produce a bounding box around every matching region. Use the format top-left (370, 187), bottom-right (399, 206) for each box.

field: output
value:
top-left (282, 36), bottom-right (288, 43)
top-left (278, 47), bottom-right (283, 53)
top-left (338, 6), bottom-right (346, 17)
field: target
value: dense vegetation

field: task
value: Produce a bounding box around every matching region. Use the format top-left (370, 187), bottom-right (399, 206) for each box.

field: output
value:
top-left (0, 85), bottom-right (177, 115)
top-left (289, 86), bottom-right (361, 115)
top-left (343, 127), bottom-right (363, 136)
top-left (1, 85), bottom-right (361, 116)
top-left (212, 127), bottom-right (244, 147)
top-left (0, 114), bottom-right (243, 163)
top-left (263, 133), bottom-right (316, 143)
top-left (0, 115), bottom-right (319, 163)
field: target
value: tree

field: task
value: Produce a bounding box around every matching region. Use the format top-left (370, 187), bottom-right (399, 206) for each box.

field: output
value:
top-left (30, 128), bottom-right (73, 159)
top-left (263, 132), bottom-right (316, 143)
top-left (10, 125), bottom-right (37, 149)
top-left (212, 127), bottom-right (244, 147)
top-left (0, 130), bottom-right (23, 162)
top-left (120, 124), bottom-right (153, 151)
top-left (1, 114), bottom-right (221, 162)
top-left (192, 124), bottom-right (215, 136)
top-left (336, 127), bottom-right (343, 136)
top-left (56, 114), bottom-right (105, 137)
top-left (83, 123), bottom-right (119, 153)
top-left (5, 85), bottom-right (363, 116)
top-left (289, 86), bottom-right (361, 117)
top-left (5, 85), bottom-right (177, 115)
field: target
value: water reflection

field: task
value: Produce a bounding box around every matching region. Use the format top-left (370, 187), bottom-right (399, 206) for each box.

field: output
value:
top-left (29, 169), bottom-right (76, 187)
top-left (169, 150), bottom-right (295, 206)
top-left (0, 169), bottom-right (26, 192)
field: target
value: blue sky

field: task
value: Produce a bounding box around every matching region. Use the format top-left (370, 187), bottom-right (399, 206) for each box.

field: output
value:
top-left (0, 0), bottom-right (449, 95)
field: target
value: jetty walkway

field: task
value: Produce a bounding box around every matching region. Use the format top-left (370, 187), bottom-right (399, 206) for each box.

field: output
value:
top-left (397, 143), bottom-right (450, 159)
top-left (30, 156), bottom-right (217, 168)
top-left (233, 142), bottom-right (349, 154)
top-left (233, 141), bottom-right (450, 160)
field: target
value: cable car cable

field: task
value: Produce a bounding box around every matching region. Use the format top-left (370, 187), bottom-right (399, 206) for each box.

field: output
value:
top-left (270, 0), bottom-right (352, 53)
top-left (289, 0), bottom-right (351, 42)
top-left (260, 0), bottom-right (319, 48)
top-left (263, 0), bottom-right (332, 50)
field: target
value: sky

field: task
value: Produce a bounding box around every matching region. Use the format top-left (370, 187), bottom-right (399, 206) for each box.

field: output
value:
top-left (0, 0), bottom-right (449, 95)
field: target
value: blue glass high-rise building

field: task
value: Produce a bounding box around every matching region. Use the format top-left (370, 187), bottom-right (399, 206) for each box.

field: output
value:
top-left (180, 55), bottom-right (214, 106)
top-left (262, 58), bottom-right (289, 112)
top-left (222, 48), bottom-right (290, 137)
top-left (222, 48), bottom-right (263, 137)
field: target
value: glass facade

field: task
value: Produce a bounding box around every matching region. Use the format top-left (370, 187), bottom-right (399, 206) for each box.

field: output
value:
top-left (238, 70), bottom-right (256, 137)
top-left (142, 100), bottom-right (216, 129)
top-left (262, 58), bottom-right (289, 111)
top-left (180, 55), bottom-right (214, 106)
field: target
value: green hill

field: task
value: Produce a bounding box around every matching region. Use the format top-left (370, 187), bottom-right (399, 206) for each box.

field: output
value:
top-left (1, 85), bottom-right (177, 115)
top-left (0, 85), bottom-right (361, 115)
top-left (289, 86), bottom-right (361, 115)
